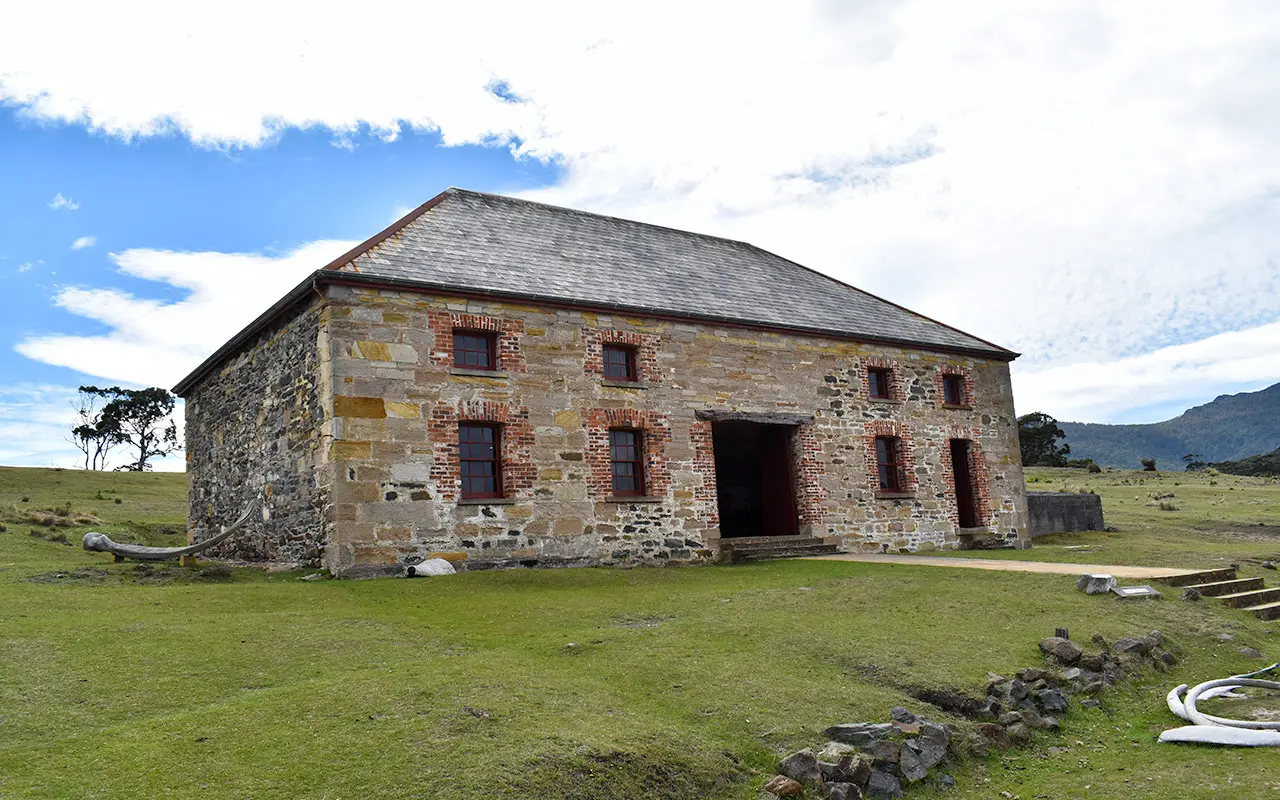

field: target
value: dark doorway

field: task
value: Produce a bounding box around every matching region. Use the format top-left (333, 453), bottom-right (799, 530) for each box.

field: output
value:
top-left (950, 439), bottom-right (979, 528)
top-left (712, 421), bottom-right (799, 538)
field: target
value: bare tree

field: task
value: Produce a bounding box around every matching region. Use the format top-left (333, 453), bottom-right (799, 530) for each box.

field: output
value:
top-left (69, 386), bottom-right (122, 470)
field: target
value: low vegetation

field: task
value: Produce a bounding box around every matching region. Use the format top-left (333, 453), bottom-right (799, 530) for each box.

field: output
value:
top-left (1, 465), bottom-right (1277, 798)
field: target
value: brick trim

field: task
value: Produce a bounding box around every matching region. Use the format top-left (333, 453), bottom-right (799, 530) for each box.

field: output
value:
top-left (940, 429), bottom-right (993, 527)
top-left (582, 407), bottom-right (672, 499)
top-left (934, 364), bottom-right (975, 408)
top-left (584, 328), bottom-right (661, 383)
top-left (864, 419), bottom-right (917, 493)
top-left (689, 420), bottom-right (720, 527)
top-left (428, 310), bottom-right (527, 372)
top-left (427, 400), bottom-right (534, 500)
top-left (858, 357), bottom-right (906, 402)
top-left (794, 424), bottom-right (826, 526)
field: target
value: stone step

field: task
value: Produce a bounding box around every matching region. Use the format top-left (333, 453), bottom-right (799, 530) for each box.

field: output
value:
top-left (732, 549), bottom-right (842, 562)
top-left (1218, 587), bottom-right (1280, 608)
top-left (1189, 577), bottom-right (1265, 597)
top-left (723, 539), bottom-right (841, 562)
top-left (1156, 568), bottom-right (1237, 587)
top-left (1242, 600), bottom-right (1280, 621)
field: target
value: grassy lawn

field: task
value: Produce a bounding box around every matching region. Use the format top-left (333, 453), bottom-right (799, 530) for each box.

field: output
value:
top-left (1, 466), bottom-right (1277, 799)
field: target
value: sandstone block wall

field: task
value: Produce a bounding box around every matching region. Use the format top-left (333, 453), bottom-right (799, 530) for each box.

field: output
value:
top-left (184, 299), bottom-right (330, 564)
top-left (1027, 492), bottom-right (1105, 536)
top-left (316, 285), bottom-right (1028, 576)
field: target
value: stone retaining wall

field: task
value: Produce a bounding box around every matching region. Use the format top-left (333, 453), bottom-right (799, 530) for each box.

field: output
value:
top-left (1027, 491), bottom-right (1104, 537)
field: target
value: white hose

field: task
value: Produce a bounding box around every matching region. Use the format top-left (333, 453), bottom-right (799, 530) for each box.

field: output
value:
top-left (1160, 663), bottom-right (1280, 745)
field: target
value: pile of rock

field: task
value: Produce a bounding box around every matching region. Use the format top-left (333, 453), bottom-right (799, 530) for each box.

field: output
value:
top-left (760, 631), bottom-right (1179, 799)
top-left (762, 708), bottom-right (954, 799)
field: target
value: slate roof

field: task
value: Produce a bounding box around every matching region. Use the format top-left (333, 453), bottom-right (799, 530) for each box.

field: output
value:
top-left (333, 188), bottom-right (1014, 359)
top-left (174, 188), bottom-right (1013, 395)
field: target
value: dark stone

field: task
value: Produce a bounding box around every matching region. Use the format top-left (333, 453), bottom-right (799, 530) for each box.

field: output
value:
top-left (1004, 722), bottom-right (1032, 745)
top-left (863, 740), bottom-right (900, 764)
top-left (933, 774), bottom-right (957, 790)
top-left (826, 782), bottom-right (863, 800)
top-left (889, 707), bottom-right (918, 724)
top-left (1161, 651), bottom-right (1177, 666)
top-left (1006, 679), bottom-right (1029, 701)
top-left (1239, 646), bottom-right (1264, 658)
top-left (1080, 699), bottom-right (1101, 709)
top-left (865, 770), bottom-right (903, 799)
top-left (914, 723), bottom-right (949, 768)
top-left (1016, 667), bottom-right (1049, 682)
top-left (1034, 688), bottom-right (1069, 713)
top-left (824, 723), bottom-right (897, 745)
top-left (1079, 653), bottom-right (1106, 671)
top-left (977, 695), bottom-right (1002, 719)
top-left (1182, 588), bottom-right (1202, 601)
top-left (778, 749), bottom-right (822, 788)
top-left (997, 711), bottom-right (1023, 726)
top-left (897, 745), bottom-right (927, 782)
top-left (1039, 637), bottom-right (1083, 665)
top-left (821, 755), bottom-right (871, 787)
top-left (1112, 637), bottom-right (1151, 655)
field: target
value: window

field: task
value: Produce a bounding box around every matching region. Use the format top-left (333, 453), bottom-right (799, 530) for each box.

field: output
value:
top-left (459, 423), bottom-right (502, 499)
top-left (453, 330), bottom-right (497, 370)
top-left (609, 429), bottom-right (645, 496)
top-left (602, 344), bottom-right (638, 381)
top-left (942, 374), bottom-right (965, 406)
top-left (875, 436), bottom-right (902, 492)
top-left (868, 367), bottom-right (893, 400)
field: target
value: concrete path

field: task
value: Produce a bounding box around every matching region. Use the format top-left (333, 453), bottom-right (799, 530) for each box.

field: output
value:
top-left (800, 552), bottom-right (1192, 579)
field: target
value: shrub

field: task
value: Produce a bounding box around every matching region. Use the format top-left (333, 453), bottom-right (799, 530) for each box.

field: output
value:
top-left (1087, 463), bottom-right (1102, 473)
top-left (1158, 501), bottom-right (1178, 511)
top-left (1141, 458), bottom-right (1158, 471)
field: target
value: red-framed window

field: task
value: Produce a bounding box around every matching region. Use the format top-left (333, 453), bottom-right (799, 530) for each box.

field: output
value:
top-left (602, 344), bottom-right (638, 381)
top-left (875, 436), bottom-right (902, 492)
top-left (609, 428), bottom-right (646, 496)
top-left (453, 330), bottom-right (497, 370)
top-left (942, 374), bottom-right (965, 406)
top-left (868, 367), bottom-right (893, 400)
top-left (459, 423), bottom-right (503, 499)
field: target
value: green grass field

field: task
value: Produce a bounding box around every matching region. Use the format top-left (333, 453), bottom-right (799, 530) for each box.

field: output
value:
top-left (1, 466), bottom-right (1277, 799)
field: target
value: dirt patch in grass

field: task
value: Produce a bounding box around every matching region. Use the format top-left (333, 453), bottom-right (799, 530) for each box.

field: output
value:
top-left (518, 744), bottom-right (743, 800)
top-left (910, 687), bottom-right (987, 718)
top-left (27, 562), bottom-right (236, 585)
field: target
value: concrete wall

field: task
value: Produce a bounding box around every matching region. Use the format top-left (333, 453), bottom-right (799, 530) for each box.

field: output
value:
top-left (184, 298), bottom-right (331, 564)
top-left (314, 285), bottom-right (1029, 576)
top-left (1026, 491), bottom-right (1104, 537)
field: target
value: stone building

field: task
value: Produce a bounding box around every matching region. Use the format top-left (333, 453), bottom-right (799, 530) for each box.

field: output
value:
top-left (174, 188), bottom-right (1029, 577)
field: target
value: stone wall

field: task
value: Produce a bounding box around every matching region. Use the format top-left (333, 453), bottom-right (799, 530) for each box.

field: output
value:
top-left (319, 285), bottom-right (1028, 576)
top-left (184, 298), bottom-right (329, 564)
top-left (1027, 492), bottom-right (1104, 537)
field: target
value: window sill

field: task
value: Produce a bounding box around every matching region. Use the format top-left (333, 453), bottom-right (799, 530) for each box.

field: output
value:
top-left (457, 497), bottom-right (517, 506)
top-left (869, 397), bottom-right (904, 405)
top-left (940, 404), bottom-right (972, 411)
top-left (450, 368), bottom-right (509, 378)
top-left (601, 379), bottom-right (649, 389)
top-left (875, 491), bottom-right (917, 500)
top-left (604, 495), bottom-right (664, 503)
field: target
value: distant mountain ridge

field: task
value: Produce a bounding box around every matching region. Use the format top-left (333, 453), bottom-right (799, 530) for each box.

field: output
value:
top-left (1059, 382), bottom-right (1280, 469)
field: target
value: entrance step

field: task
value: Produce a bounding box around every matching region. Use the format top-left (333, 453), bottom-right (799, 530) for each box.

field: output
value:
top-left (1155, 568), bottom-right (1237, 587)
top-left (1242, 600), bottom-right (1280, 621)
top-left (1188, 577), bottom-right (1265, 597)
top-left (1218, 587), bottom-right (1280, 608)
top-left (720, 537), bottom-right (841, 562)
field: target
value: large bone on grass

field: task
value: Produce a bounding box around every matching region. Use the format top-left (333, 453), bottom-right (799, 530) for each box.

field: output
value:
top-left (82, 499), bottom-right (260, 562)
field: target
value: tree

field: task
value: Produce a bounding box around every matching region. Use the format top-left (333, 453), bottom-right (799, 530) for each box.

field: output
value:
top-left (69, 386), bottom-right (124, 470)
top-left (1141, 457), bottom-right (1158, 471)
top-left (1182, 453), bottom-right (1206, 472)
top-left (79, 386), bottom-right (180, 472)
top-left (1017, 412), bottom-right (1071, 467)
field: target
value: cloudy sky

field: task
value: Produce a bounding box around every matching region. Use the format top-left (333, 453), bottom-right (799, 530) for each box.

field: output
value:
top-left (2, 1), bottom-right (1278, 469)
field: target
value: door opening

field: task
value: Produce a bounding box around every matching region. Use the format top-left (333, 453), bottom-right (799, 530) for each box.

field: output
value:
top-left (950, 438), bottom-right (980, 528)
top-left (712, 421), bottom-right (799, 538)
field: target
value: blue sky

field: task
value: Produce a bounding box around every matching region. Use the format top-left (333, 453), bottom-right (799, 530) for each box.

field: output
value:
top-left (2, 1), bottom-right (1279, 468)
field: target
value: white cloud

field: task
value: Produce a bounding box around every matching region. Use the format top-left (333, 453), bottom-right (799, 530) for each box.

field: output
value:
top-left (16, 240), bottom-right (356, 388)
top-left (1014, 320), bottom-right (1280, 423)
top-left (2, 1), bottom-right (1279, 424)
top-left (48, 192), bottom-right (79, 211)
top-left (17, 260), bottom-right (40, 273)
top-left (71, 236), bottom-right (96, 250)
